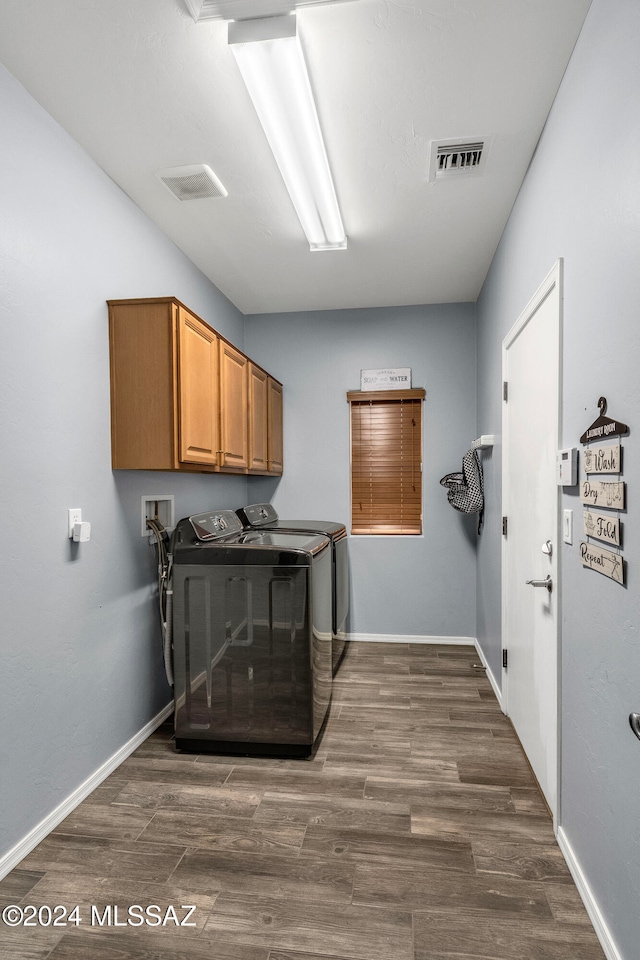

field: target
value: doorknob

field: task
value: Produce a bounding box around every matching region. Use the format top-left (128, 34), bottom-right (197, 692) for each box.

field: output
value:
top-left (526, 575), bottom-right (553, 593)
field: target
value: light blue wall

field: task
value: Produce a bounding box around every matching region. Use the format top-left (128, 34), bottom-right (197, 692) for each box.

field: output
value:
top-left (0, 65), bottom-right (248, 863)
top-left (245, 303), bottom-right (478, 639)
top-left (476, 0), bottom-right (640, 956)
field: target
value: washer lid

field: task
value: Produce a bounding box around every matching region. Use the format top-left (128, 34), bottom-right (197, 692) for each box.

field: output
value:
top-left (239, 531), bottom-right (330, 556)
top-left (237, 504), bottom-right (346, 539)
top-left (266, 519), bottom-right (347, 539)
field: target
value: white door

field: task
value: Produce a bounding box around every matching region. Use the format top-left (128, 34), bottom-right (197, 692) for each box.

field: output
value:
top-left (502, 261), bottom-right (562, 824)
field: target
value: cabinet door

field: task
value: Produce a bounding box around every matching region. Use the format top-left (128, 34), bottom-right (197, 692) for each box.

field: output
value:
top-left (267, 377), bottom-right (283, 475)
top-left (178, 308), bottom-right (220, 467)
top-left (108, 300), bottom-right (176, 470)
top-left (220, 341), bottom-right (249, 471)
top-left (248, 363), bottom-right (268, 473)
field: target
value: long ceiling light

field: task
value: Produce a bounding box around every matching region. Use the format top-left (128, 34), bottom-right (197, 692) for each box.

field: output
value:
top-left (228, 15), bottom-right (347, 252)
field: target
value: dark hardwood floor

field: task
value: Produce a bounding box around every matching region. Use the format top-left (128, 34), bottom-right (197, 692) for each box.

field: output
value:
top-left (0, 642), bottom-right (606, 959)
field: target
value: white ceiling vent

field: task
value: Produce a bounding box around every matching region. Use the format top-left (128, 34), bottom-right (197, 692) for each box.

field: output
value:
top-left (185, 0), bottom-right (358, 22)
top-left (428, 138), bottom-right (491, 182)
top-left (157, 164), bottom-right (227, 201)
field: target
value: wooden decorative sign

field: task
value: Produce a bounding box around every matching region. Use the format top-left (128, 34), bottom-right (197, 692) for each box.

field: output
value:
top-left (579, 399), bottom-right (628, 587)
top-left (580, 397), bottom-right (629, 444)
top-left (583, 443), bottom-right (621, 474)
top-left (580, 542), bottom-right (625, 585)
top-left (581, 480), bottom-right (625, 509)
top-left (583, 510), bottom-right (621, 546)
top-left (360, 368), bottom-right (412, 391)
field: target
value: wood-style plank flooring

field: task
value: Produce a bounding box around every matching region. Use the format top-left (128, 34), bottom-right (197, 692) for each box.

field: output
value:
top-left (0, 642), bottom-right (606, 959)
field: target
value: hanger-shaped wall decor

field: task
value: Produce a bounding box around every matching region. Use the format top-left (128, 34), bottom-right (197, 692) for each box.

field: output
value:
top-left (580, 397), bottom-right (629, 444)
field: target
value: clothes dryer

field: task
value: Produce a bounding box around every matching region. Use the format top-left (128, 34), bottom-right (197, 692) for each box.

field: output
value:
top-left (236, 503), bottom-right (349, 673)
top-left (171, 510), bottom-right (332, 756)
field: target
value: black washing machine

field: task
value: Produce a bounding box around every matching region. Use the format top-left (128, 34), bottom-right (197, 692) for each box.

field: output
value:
top-left (236, 503), bottom-right (349, 674)
top-left (171, 510), bottom-right (332, 757)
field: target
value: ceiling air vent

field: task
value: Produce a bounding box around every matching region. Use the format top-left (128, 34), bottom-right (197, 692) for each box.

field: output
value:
top-left (185, 0), bottom-right (358, 22)
top-left (428, 138), bottom-right (490, 182)
top-left (157, 164), bottom-right (227, 201)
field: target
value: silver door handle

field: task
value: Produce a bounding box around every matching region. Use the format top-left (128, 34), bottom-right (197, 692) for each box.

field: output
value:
top-left (526, 575), bottom-right (553, 593)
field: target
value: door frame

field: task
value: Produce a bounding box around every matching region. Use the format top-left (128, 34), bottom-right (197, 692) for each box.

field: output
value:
top-left (501, 259), bottom-right (563, 829)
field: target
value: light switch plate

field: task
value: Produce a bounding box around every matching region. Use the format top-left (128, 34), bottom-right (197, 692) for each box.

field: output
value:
top-left (563, 509), bottom-right (573, 545)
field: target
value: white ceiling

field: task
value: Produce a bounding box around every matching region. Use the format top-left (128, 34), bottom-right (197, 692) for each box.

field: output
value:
top-left (0, 0), bottom-right (591, 314)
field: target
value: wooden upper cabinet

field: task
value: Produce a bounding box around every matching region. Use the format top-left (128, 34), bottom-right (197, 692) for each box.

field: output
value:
top-left (267, 377), bottom-right (283, 475)
top-left (108, 299), bottom-right (179, 470)
top-left (248, 363), bottom-right (268, 473)
top-left (177, 308), bottom-right (219, 467)
top-left (108, 297), bottom-right (281, 475)
top-left (219, 341), bottom-right (249, 472)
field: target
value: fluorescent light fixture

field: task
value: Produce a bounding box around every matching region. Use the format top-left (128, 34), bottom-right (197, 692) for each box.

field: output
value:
top-left (229, 15), bottom-right (347, 251)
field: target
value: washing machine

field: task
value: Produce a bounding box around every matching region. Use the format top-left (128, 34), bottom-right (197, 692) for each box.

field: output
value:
top-left (171, 510), bottom-right (332, 757)
top-left (236, 503), bottom-right (349, 674)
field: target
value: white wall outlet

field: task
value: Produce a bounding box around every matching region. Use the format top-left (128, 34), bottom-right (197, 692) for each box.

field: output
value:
top-left (563, 509), bottom-right (573, 545)
top-left (68, 508), bottom-right (82, 538)
top-left (141, 495), bottom-right (175, 537)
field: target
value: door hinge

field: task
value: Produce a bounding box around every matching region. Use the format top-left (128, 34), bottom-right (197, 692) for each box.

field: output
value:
top-left (503, 649), bottom-right (508, 670)
top-left (503, 381), bottom-right (508, 401)
top-left (502, 516), bottom-right (508, 536)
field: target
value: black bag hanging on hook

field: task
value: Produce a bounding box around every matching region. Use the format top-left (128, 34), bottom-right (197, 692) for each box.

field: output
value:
top-left (440, 449), bottom-right (484, 533)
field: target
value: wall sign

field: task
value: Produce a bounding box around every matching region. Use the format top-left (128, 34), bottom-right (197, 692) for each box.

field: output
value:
top-left (580, 396), bottom-right (628, 443)
top-left (360, 368), bottom-right (412, 391)
top-left (583, 510), bottom-right (621, 546)
top-left (580, 542), bottom-right (625, 585)
top-left (581, 480), bottom-right (625, 509)
top-left (579, 397), bottom-right (627, 587)
top-left (583, 443), bottom-right (620, 474)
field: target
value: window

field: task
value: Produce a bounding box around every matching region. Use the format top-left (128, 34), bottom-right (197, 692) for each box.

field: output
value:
top-left (347, 388), bottom-right (425, 535)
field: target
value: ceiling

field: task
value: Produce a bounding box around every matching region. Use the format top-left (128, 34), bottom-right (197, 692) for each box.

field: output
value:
top-left (0, 0), bottom-right (591, 315)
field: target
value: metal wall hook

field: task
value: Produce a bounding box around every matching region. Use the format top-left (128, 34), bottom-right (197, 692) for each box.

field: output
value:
top-left (629, 713), bottom-right (640, 741)
top-left (598, 396), bottom-right (608, 416)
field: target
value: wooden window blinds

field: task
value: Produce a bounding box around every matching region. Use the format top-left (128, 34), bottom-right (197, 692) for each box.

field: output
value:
top-left (347, 388), bottom-right (425, 535)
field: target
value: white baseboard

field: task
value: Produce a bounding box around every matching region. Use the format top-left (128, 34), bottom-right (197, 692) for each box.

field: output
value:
top-left (556, 826), bottom-right (622, 960)
top-left (0, 702), bottom-right (173, 881)
top-left (347, 633), bottom-right (476, 645)
top-left (473, 638), bottom-right (504, 710)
